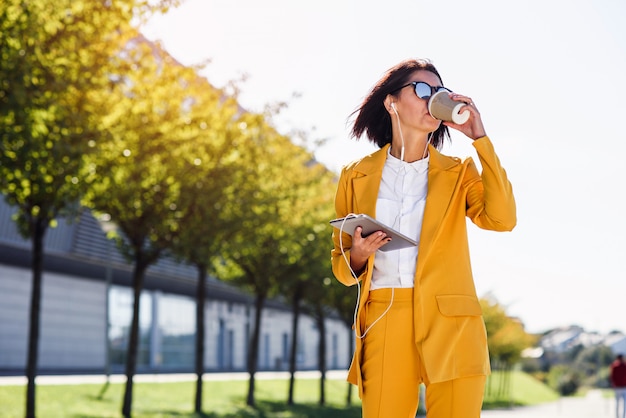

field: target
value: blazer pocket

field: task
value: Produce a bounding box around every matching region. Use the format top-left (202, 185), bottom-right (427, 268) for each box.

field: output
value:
top-left (436, 295), bottom-right (483, 317)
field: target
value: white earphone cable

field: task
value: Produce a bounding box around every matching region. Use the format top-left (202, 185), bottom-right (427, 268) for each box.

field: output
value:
top-left (393, 105), bottom-right (405, 162)
top-left (394, 104), bottom-right (432, 162)
top-left (338, 214), bottom-right (394, 340)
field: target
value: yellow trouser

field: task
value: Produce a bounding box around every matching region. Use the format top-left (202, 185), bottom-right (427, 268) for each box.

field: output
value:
top-left (361, 288), bottom-right (486, 418)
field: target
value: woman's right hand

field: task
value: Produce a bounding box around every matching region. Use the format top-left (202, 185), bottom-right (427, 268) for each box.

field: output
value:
top-left (349, 227), bottom-right (391, 273)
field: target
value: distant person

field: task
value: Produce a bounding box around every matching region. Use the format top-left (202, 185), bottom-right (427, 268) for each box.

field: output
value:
top-left (330, 58), bottom-right (516, 417)
top-left (610, 354), bottom-right (626, 418)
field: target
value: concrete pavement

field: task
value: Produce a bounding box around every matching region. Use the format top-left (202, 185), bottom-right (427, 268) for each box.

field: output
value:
top-left (480, 389), bottom-right (615, 417)
top-left (0, 370), bottom-right (346, 386)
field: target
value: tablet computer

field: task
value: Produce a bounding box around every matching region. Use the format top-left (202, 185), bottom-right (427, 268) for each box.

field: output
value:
top-left (329, 214), bottom-right (418, 252)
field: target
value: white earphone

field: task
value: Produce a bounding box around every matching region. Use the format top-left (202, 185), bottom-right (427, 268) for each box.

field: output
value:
top-left (390, 103), bottom-right (405, 161)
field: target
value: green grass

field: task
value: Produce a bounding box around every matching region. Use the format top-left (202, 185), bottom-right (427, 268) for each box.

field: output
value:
top-left (483, 370), bottom-right (560, 408)
top-left (0, 377), bottom-right (361, 418)
top-left (0, 371), bottom-right (559, 417)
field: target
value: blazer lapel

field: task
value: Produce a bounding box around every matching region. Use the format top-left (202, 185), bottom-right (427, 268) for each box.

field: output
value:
top-left (351, 144), bottom-right (389, 217)
top-left (416, 146), bottom-right (465, 271)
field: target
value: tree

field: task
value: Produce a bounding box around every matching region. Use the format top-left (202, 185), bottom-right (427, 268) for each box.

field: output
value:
top-left (481, 295), bottom-right (536, 399)
top-left (0, 1), bottom-right (139, 416)
top-left (571, 344), bottom-right (613, 388)
top-left (303, 258), bottom-right (347, 407)
top-left (166, 76), bottom-right (242, 414)
top-left (325, 268), bottom-right (358, 405)
top-left (84, 34), bottom-right (197, 418)
top-left (286, 280), bottom-right (304, 404)
top-left (212, 113), bottom-right (330, 407)
top-left (282, 176), bottom-right (336, 406)
top-left (314, 301), bottom-right (328, 405)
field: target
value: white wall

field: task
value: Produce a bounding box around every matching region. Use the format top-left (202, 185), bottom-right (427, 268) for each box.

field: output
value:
top-left (0, 263), bottom-right (351, 373)
top-left (0, 265), bottom-right (31, 368)
top-left (0, 265), bottom-right (106, 370)
top-left (39, 273), bottom-right (107, 369)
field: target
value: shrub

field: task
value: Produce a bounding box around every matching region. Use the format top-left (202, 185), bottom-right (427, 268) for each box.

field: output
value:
top-left (547, 365), bottom-right (580, 396)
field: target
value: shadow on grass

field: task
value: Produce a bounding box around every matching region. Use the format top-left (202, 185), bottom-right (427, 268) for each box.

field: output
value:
top-left (73, 400), bottom-right (361, 418)
top-left (73, 412), bottom-right (213, 418)
top-left (73, 415), bottom-right (237, 418)
top-left (483, 399), bottom-right (525, 410)
top-left (84, 393), bottom-right (116, 403)
top-left (74, 388), bottom-right (512, 418)
top-left (251, 399), bottom-right (362, 418)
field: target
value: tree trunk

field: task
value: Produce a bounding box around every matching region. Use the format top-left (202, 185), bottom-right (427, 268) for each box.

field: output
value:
top-left (486, 361), bottom-right (492, 397)
top-left (25, 218), bottom-right (47, 418)
top-left (498, 361), bottom-right (504, 396)
top-left (506, 363), bottom-right (513, 407)
top-left (287, 286), bottom-right (302, 406)
top-left (316, 304), bottom-right (327, 406)
top-left (287, 286), bottom-right (302, 405)
top-left (194, 265), bottom-right (207, 413)
top-left (246, 292), bottom-right (266, 407)
top-left (121, 257), bottom-right (149, 418)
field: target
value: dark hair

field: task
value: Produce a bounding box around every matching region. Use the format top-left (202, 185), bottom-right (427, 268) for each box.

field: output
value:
top-left (350, 58), bottom-right (450, 150)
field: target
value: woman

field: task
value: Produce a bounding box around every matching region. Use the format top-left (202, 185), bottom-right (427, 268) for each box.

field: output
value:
top-left (331, 58), bottom-right (516, 417)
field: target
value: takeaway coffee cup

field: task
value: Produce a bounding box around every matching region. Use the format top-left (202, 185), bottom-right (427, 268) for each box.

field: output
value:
top-left (428, 90), bottom-right (470, 124)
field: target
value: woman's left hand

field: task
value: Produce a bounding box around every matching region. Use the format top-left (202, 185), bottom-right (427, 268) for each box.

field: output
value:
top-left (443, 93), bottom-right (487, 141)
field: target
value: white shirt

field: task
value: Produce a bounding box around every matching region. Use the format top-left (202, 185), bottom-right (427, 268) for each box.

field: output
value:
top-left (370, 148), bottom-right (429, 290)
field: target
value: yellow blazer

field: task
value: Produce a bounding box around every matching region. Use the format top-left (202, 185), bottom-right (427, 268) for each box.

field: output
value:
top-left (331, 136), bottom-right (516, 397)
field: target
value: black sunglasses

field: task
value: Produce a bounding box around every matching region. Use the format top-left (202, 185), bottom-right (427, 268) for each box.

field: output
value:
top-left (394, 81), bottom-right (451, 100)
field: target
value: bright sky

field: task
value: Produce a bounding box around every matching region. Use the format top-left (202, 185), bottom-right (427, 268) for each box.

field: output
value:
top-left (141, 0), bottom-right (626, 336)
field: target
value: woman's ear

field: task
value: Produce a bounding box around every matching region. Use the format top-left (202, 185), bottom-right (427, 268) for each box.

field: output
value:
top-left (384, 95), bottom-right (395, 114)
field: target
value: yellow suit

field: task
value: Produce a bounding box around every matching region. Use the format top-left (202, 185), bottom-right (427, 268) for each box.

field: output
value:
top-left (331, 136), bottom-right (516, 397)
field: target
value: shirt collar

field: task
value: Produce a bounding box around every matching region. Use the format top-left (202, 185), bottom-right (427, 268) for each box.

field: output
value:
top-left (387, 147), bottom-right (430, 173)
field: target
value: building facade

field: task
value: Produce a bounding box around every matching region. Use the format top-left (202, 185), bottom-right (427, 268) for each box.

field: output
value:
top-left (0, 198), bottom-right (351, 375)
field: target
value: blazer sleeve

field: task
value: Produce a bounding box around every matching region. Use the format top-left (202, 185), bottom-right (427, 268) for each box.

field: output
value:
top-left (465, 136), bottom-right (517, 231)
top-left (330, 166), bottom-right (367, 287)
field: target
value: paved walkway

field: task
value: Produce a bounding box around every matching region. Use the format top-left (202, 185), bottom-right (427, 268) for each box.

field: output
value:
top-left (0, 373), bottom-right (618, 417)
top-left (480, 389), bottom-right (615, 417)
top-left (0, 370), bottom-right (347, 386)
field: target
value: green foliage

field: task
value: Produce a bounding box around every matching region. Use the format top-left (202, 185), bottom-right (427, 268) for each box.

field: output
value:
top-left (215, 113), bottom-right (335, 297)
top-left (539, 341), bottom-right (615, 392)
top-left (284, 160), bottom-right (336, 312)
top-left (546, 364), bottom-right (581, 396)
top-left (0, 0), bottom-right (136, 235)
top-left (481, 295), bottom-right (537, 367)
top-left (571, 344), bottom-right (614, 388)
top-left (84, 33), bottom-right (202, 262)
top-left (168, 84), bottom-right (240, 269)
